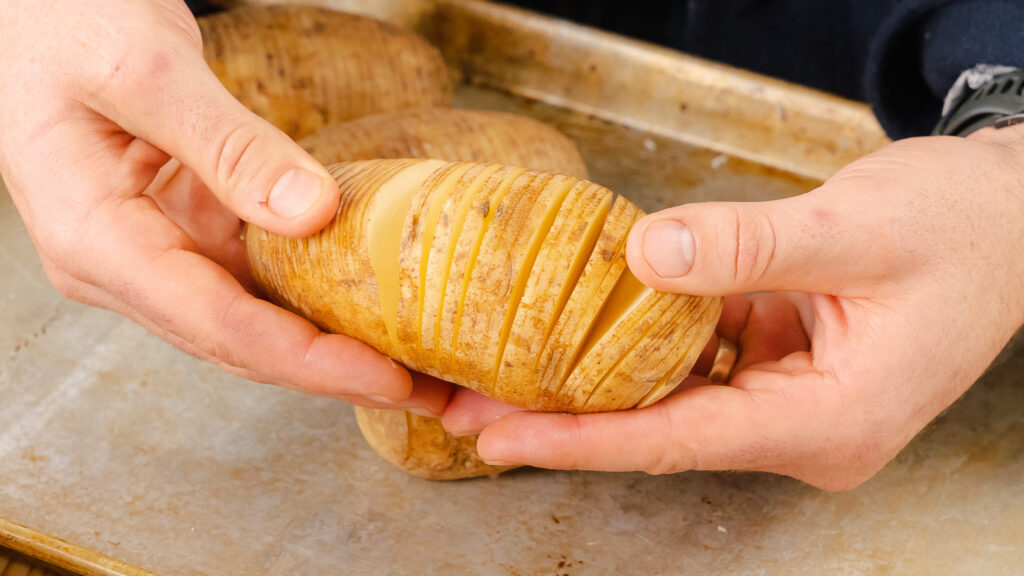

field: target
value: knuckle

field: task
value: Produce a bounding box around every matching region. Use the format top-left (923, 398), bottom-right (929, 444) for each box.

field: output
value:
top-left (37, 230), bottom-right (89, 284)
top-left (87, 38), bottom-right (151, 100)
top-left (88, 36), bottom-right (195, 105)
top-left (643, 403), bottom-right (700, 475)
top-left (45, 268), bottom-right (84, 302)
top-left (193, 290), bottom-right (251, 364)
top-left (161, 5), bottom-right (204, 51)
top-left (803, 465), bottom-right (880, 492)
top-left (75, 2), bottom-right (205, 105)
top-left (643, 452), bottom-right (691, 476)
top-left (212, 124), bottom-right (266, 207)
top-left (557, 415), bottom-right (590, 471)
top-left (38, 254), bottom-right (98, 306)
top-left (729, 206), bottom-right (779, 286)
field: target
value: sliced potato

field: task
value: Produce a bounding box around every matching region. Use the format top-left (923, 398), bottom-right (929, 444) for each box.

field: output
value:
top-left (246, 159), bottom-right (721, 413)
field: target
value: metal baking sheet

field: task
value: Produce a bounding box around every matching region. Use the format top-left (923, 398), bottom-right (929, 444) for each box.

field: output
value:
top-left (2, 1), bottom-right (1021, 574)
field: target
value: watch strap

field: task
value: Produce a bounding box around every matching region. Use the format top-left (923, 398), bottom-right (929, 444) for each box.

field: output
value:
top-left (933, 68), bottom-right (1024, 136)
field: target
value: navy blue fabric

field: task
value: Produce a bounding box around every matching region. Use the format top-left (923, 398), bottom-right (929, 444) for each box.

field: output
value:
top-left (866, 0), bottom-right (1024, 139)
top-left (185, 1), bottom-right (219, 16)
top-left (511, 1), bottom-right (896, 102)
top-left (920, 1), bottom-right (1024, 97)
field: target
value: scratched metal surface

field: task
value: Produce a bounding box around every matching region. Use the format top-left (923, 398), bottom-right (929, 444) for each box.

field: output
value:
top-left (2, 2), bottom-right (1023, 575)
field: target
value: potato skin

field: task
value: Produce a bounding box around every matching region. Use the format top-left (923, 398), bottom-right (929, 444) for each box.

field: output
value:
top-left (300, 109), bottom-right (589, 179)
top-left (199, 5), bottom-right (452, 139)
top-left (354, 407), bottom-right (514, 480)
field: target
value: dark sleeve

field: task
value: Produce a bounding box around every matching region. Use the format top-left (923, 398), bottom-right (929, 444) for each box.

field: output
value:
top-left (186, 1), bottom-right (222, 16)
top-left (866, 0), bottom-right (1024, 139)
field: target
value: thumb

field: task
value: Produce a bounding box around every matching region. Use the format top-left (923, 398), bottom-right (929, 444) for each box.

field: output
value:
top-left (84, 43), bottom-right (338, 237)
top-left (625, 190), bottom-right (897, 296)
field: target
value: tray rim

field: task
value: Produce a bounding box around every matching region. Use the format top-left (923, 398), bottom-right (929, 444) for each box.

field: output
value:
top-left (0, 519), bottom-right (157, 576)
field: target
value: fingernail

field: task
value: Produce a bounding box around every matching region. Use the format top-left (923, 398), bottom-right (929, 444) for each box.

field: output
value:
top-left (483, 459), bottom-right (517, 466)
top-left (367, 394), bottom-right (396, 405)
top-left (643, 219), bottom-right (695, 278)
top-left (408, 408), bottom-right (438, 418)
top-left (268, 168), bottom-right (323, 219)
top-left (449, 427), bottom-right (482, 438)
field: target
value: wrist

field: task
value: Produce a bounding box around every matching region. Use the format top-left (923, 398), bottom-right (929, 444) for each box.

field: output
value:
top-left (966, 125), bottom-right (1024, 329)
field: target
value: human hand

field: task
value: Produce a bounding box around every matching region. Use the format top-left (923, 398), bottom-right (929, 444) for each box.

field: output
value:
top-left (0, 0), bottom-right (450, 414)
top-left (443, 129), bottom-right (1024, 490)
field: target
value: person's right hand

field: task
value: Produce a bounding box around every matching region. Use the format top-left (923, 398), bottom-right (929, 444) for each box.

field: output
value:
top-left (0, 0), bottom-right (451, 416)
top-left (443, 129), bottom-right (1024, 490)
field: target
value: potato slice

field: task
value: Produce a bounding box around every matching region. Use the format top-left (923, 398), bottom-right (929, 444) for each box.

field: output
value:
top-left (534, 197), bottom-right (639, 402)
top-left (557, 272), bottom-right (667, 408)
top-left (392, 162), bottom-right (477, 366)
top-left (494, 182), bottom-right (612, 406)
top-left (634, 296), bottom-right (724, 408)
top-left (364, 161), bottom-right (450, 352)
top-left (580, 293), bottom-right (721, 411)
top-left (453, 172), bottom-right (579, 394)
top-left (248, 160), bottom-right (407, 338)
top-left (416, 165), bottom-right (505, 366)
top-left (436, 166), bottom-right (526, 381)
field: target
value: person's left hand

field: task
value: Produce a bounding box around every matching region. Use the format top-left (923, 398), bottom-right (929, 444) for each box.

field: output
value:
top-left (441, 128), bottom-right (1024, 491)
top-left (0, 0), bottom-right (452, 415)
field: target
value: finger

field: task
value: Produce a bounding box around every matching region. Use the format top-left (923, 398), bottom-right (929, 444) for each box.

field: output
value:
top-left (691, 332), bottom-right (720, 377)
top-left (476, 370), bottom-right (834, 475)
top-left (663, 373), bottom-right (713, 398)
top-left (691, 295), bottom-right (750, 377)
top-left (26, 116), bottom-right (411, 405)
top-left (331, 374), bottom-right (452, 417)
top-left (717, 294), bottom-right (752, 342)
top-left (733, 292), bottom-right (810, 373)
top-left (391, 372), bottom-right (455, 418)
top-left (80, 34), bottom-right (338, 237)
top-left (441, 388), bottom-right (523, 436)
top-left (625, 189), bottom-right (905, 296)
top-left (82, 192), bottom-right (413, 402)
top-left (144, 159), bottom-right (251, 287)
top-left (198, 373), bottom-right (449, 417)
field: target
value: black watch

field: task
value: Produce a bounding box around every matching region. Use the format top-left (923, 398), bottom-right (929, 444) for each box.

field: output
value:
top-left (933, 69), bottom-right (1024, 137)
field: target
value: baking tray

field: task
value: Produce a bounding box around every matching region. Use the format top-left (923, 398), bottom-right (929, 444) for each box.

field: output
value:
top-left (2, 1), bottom-right (1022, 575)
